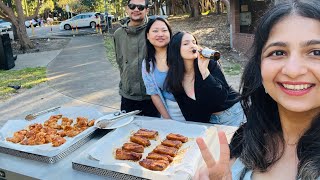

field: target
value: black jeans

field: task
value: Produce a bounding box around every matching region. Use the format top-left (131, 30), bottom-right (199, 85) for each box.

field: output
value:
top-left (120, 96), bottom-right (159, 117)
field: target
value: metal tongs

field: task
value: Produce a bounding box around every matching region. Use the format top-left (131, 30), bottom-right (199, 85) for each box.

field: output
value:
top-left (25, 106), bottom-right (61, 121)
top-left (95, 110), bottom-right (141, 129)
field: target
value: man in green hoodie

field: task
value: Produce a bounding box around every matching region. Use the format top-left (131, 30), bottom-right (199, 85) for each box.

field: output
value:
top-left (113, 0), bottom-right (159, 117)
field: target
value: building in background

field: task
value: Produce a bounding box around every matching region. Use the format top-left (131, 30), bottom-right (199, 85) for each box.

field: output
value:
top-left (230, 0), bottom-right (272, 54)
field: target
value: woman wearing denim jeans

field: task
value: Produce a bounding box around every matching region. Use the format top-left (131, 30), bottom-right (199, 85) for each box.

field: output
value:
top-left (142, 17), bottom-right (185, 121)
top-left (165, 31), bottom-right (245, 126)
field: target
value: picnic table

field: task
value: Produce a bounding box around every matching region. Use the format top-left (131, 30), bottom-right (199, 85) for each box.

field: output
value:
top-left (0, 114), bottom-right (237, 180)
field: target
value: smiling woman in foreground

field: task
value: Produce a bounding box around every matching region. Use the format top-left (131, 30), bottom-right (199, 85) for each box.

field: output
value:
top-left (195, 0), bottom-right (320, 179)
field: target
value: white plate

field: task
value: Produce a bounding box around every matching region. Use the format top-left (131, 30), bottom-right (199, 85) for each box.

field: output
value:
top-left (95, 114), bottom-right (134, 129)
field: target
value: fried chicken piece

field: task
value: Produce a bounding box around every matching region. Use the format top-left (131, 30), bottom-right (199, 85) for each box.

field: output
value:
top-left (28, 123), bottom-right (43, 132)
top-left (57, 131), bottom-right (66, 137)
top-left (6, 136), bottom-right (24, 143)
top-left (161, 139), bottom-right (183, 148)
top-left (134, 129), bottom-right (158, 139)
top-left (20, 138), bottom-right (31, 145)
top-left (146, 152), bottom-right (173, 163)
top-left (122, 143), bottom-right (144, 153)
top-left (6, 130), bottom-right (26, 143)
top-left (45, 134), bottom-right (56, 143)
top-left (61, 125), bottom-right (80, 137)
top-left (130, 135), bottom-right (151, 147)
top-left (40, 127), bottom-right (57, 135)
top-left (139, 159), bottom-right (170, 171)
top-left (17, 130), bottom-right (28, 136)
top-left (20, 131), bottom-right (46, 145)
top-left (49, 114), bottom-right (62, 120)
top-left (76, 126), bottom-right (88, 132)
top-left (25, 130), bottom-right (37, 139)
top-left (87, 119), bottom-right (95, 127)
top-left (65, 130), bottom-right (80, 137)
top-left (166, 133), bottom-right (188, 143)
top-left (153, 145), bottom-right (178, 157)
top-left (34, 132), bottom-right (46, 145)
top-left (45, 121), bottom-right (62, 130)
top-left (51, 136), bottom-right (66, 147)
top-left (115, 149), bottom-right (142, 161)
top-left (44, 118), bottom-right (58, 127)
top-left (63, 125), bottom-right (73, 131)
top-left (61, 117), bottom-right (73, 129)
top-left (75, 117), bottom-right (88, 128)
top-left (20, 137), bottom-right (37, 145)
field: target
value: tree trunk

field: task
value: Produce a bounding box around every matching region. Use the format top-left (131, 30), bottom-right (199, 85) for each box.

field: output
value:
top-left (221, 0), bottom-right (230, 24)
top-left (216, 0), bottom-right (221, 14)
top-left (171, 0), bottom-right (176, 16)
top-left (166, 0), bottom-right (171, 15)
top-left (0, 0), bottom-right (42, 50)
top-left (12, 24), bottom-right (19, 41)
top-left (14, 0), bottom-right (34, 50)
top-left (11, 18), bottom-right (34, 50)
top-left (189, 0), bottom-right (200, 18)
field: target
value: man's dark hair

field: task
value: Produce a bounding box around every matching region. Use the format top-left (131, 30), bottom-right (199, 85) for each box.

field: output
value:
top-left (127, 0), bottom-right (149, 6)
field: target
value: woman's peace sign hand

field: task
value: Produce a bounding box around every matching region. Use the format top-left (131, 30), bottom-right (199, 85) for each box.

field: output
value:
top-left (195, 131), bottom-right (232, 180)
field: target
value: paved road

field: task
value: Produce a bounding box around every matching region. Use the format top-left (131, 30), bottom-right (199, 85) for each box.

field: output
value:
top-left (0, 35), bottom-right (121, 125)
top-left (47, 35), bottom-right (120, 109)
top-left (3, 25), bottom-right (100, 39)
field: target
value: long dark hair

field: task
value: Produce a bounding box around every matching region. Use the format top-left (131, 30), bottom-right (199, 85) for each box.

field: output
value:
top-left (230, 0), bottom-right (320, 179)
top-left (165, 31), bottom-right (198, 93)
top-left (145, 17), bottom-right (172, 73)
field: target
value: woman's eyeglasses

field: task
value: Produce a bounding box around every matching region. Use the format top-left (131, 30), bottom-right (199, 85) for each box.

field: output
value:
top-left (128, 4), bottom-right (146, 11)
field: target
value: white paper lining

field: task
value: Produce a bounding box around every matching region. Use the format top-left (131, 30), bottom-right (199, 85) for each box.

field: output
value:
top-left (87, 119), bottom-right (217, 179)
top-left (0, 106), bottom-right (103, 157)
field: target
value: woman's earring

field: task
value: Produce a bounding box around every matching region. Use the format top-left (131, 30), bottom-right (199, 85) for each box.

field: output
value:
top-left (265, 88), bottom-right (268, 94)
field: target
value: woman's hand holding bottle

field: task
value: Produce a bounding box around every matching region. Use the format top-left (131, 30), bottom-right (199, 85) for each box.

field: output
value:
top-left (196, 47), bottom-right (211, 80)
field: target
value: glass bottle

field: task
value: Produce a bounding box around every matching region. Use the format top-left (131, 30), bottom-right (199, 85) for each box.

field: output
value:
top-left (199, 48), bottom-right (221, 61)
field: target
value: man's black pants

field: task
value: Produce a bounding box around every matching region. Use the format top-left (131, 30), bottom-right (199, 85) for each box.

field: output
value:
top-left (120, 96), bottom-right (159, 117)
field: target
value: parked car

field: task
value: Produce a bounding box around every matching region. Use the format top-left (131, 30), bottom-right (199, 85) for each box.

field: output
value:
top-left (59, 12), bottom-right (101, 30)
top-left (0, 19), bottom-right (12, 31)
top-left (25, 19), bottom-right (39, 28)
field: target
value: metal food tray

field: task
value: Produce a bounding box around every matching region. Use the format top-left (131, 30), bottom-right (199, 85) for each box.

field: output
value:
top-left (72, 151), bottom-right (192, 180)
top-left (71, 117), bottom-right (201, 180)
top-left (0, 130), bottom-right (96, 163)
top-left (72, 162), bottom-right (149, 180)
top-left (0, 106), bottom-right (103, 163)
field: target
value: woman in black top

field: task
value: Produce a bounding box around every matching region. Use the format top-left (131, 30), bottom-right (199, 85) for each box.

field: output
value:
top-left (165, 31), bottom-right (245, 126)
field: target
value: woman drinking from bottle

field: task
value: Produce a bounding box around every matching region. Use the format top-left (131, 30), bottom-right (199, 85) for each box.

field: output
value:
top-left (165, 31), bottom-right (245, 126)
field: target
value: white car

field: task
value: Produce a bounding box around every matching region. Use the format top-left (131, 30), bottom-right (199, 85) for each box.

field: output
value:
top-left (0, 19), bottom-right (12, 31)
top-left (59, 12), bottom-right (101, 30)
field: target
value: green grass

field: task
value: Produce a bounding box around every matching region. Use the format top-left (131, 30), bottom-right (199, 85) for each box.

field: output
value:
top-left (104, 35), bottom-right (118, 69)
top-left (0, 67), bottom-right (47, 100)
top-left (223, 63), bottom-right (242, 76)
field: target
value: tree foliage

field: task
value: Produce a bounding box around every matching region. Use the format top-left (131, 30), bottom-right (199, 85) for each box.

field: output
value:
top-left (55, 0), bottom-right (105, 13)
top-left (0, 0), bottom-right (43, 50)
top-left (23, 0), bottom-right (54, 17)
